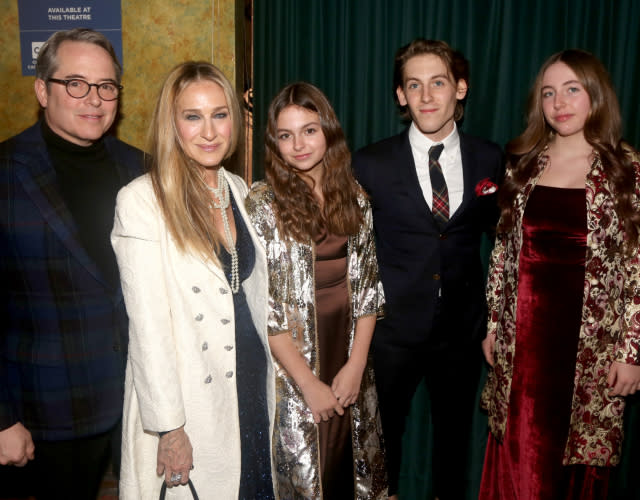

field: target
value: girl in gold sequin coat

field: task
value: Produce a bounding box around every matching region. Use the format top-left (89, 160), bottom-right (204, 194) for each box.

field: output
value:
top-left (246, 82), bottom-right (387, 500)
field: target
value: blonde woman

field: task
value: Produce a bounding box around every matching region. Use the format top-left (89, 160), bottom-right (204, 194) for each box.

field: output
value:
top-left (112, 62), bottom-right (275, 499)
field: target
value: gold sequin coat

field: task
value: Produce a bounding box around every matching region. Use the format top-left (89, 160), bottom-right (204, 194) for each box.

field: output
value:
top-left (481, 147), bottom-right (640, 467)
top-left (246, 182), bottom-right (387, 499)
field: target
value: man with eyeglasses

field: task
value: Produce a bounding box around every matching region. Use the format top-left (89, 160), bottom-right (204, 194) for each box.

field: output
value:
top-left (0, 28), bottom-right (142, 499)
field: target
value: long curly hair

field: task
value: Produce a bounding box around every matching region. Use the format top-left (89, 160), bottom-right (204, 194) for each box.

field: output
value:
top-left (147, 61), bottom-right (242, 262)
top-left (499, 49), bottom-right (639, 248)
top-left (264, 82), bottom-right (364, 242)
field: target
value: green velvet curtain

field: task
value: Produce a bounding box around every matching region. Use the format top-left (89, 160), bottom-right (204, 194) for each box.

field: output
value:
top-left (254, 0), bottom-right (640, 177)
top-left (254, 2), bottom-right (640, 498)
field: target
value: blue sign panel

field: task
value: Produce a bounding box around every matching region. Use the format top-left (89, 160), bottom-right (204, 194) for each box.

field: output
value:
top-left (18, 1), bottom-right (122, 76)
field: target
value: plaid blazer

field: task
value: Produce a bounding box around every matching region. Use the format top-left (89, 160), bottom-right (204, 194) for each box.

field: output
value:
top-left (0, 122), bottom-right (143, 440)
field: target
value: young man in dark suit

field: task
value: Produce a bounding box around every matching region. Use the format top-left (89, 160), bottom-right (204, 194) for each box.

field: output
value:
top-left (353, 39), bottom-right (503, 500)
top-left (0, 29), bottom-right (142, 499)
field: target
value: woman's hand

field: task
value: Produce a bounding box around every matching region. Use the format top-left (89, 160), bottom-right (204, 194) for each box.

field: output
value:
top-left (330, 314), bottom-right (374, 408)
top-left (607, 361), bottom-right (640, 396)
top-left (331, 359), bottom-right (365, 408)
top-left (482, 332), bottom-right (497, 367)
top-left (156, 426), bottom-right (193, 487)
top-left (268, 332), bottom-right (344, 423)
top-left (300, 378), bottom-right (344, 423)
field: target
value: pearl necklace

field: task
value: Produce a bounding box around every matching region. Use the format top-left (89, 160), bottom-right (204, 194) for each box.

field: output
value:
top-left (205, 168), bottom-right (239, 294)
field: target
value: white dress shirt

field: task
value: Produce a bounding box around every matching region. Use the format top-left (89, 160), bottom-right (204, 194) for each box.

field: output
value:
top-left (408, 121), bottom-right (464, 216)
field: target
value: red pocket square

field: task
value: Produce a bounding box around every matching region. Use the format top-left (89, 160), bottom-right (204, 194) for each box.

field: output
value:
top-left (475, 178), bottom-right (498, 196)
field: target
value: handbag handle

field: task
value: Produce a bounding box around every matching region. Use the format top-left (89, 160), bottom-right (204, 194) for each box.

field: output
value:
top-left (159, 479), bottom-right (199, 500)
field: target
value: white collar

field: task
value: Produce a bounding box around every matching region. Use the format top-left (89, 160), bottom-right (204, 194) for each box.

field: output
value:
top-left (408, 121), bottom-right (460, 159)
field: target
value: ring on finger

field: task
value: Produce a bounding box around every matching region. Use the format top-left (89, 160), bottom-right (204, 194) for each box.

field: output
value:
top-left (170, 473), bottom-right (182, 482)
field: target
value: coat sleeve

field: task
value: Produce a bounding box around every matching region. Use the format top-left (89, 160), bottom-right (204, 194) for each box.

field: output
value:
top-left (0, 143), bottom-right (19, 430)
top-left (486, 232), bottom-right (507, 339)
top-left (245, 184), bottom-right (290, 335)
top-left (480, 215), bottom-right (508, 415)
top-left (617, 154), bottom-right (640, 365)
top-left (352, 195), bottom-right (385, 319)
top-left (485, 159), bottom-right (515, 340)
top-left (111, 181), bottom-right (186, 432)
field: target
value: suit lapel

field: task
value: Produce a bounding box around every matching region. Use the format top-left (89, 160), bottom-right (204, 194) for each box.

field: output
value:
top-left (14, 139), bottom-right (108, 288)
top-left (106, 136), bottom-right (142, 186)
top-left (397, 131), bottom-right (433, 216)
top-left (447, 131), bottom-right (476, 225)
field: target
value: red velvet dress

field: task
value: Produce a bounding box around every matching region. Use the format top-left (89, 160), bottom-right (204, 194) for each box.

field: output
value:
top-left (480, 185), bottom-right (610, 500)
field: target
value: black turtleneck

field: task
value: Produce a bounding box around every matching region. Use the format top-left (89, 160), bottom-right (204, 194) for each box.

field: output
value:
top-left (42, 121), bottom-right (122, 288)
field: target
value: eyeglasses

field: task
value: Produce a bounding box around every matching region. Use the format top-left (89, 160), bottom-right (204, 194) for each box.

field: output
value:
top-left (48, 78), bottom-right (122, 101)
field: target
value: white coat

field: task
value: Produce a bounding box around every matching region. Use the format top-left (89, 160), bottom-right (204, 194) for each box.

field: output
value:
top-left (111, 171), bottom-right (275, 499)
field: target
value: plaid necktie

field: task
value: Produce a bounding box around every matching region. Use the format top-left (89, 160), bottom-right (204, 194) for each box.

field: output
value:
top-left (429, 143), bottom-right (448, 227)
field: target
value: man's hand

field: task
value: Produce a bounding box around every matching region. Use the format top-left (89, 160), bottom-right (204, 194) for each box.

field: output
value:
top-left (0, 422), bottom-right (35, 466)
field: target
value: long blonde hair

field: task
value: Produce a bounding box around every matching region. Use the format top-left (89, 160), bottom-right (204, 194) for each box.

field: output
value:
top-left (147, 61), bottom-right (242, 261)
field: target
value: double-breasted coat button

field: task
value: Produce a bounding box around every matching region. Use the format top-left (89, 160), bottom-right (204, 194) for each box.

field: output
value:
top-left (192, 286), bottom-right (201, 293)
top-left (224, 345), bottom-right (233, 351)
top-left (225, 371), bottom-right (234, 378)
top-left (195, 313), bottom-right (204, 321)
top-left (202, 342), bottom-right (208, 351)
top-left (432, 273), bottom-right (441, 280)
top-left (219, 288), bottom-right (229, 295)
top-left (221, 318), bottom-right (230, 325)
top-left (204, 375), bottom-right (212, 384)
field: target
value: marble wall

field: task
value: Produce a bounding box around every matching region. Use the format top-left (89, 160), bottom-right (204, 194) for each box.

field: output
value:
top-left (0, 1), bottom-right (37, 140)
top-left (0, 0), bottom-right (241, 150)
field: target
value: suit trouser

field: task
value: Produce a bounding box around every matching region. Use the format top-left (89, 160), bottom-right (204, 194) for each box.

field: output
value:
top-left (0, 422), bottom-right (118, 500)
top-left (374, 330), bottom-right (482, 499)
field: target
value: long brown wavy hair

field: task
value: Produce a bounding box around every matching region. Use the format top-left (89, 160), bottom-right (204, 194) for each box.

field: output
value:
top-left (499, 49), bottom-right (639, 248)
top-left (147, 61), bottom-right (242, 263)
top-left (264, 82), bottom-right (364, 242)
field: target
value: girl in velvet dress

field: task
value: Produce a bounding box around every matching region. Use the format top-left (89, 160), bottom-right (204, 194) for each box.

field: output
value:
top-left (480, 50), bottom-right (640, 499)
top-left (246, 82), bottom-right (387, 499)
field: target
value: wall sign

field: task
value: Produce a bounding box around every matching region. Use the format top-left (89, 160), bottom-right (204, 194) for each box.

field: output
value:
top-left (18, 1), bottom-right (123, 76)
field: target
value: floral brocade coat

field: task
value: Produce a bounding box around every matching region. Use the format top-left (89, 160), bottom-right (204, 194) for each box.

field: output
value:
top-left (246, 182), bottom-right (387, 499)
top-left (482, 147), bottom-right (640, 467)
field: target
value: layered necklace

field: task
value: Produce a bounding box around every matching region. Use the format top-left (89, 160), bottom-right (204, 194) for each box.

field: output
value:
top-left (204, 168), bottom-right (239, 294)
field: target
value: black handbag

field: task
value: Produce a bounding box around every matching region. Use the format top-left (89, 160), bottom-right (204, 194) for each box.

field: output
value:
top-left (159, 479), bottom-right (199, 499)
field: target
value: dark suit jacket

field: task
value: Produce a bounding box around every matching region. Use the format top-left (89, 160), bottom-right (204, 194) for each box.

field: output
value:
top-left (0, 122), bottom-right (143, 440)
top-left (353, 128), bottom-right (503, 348)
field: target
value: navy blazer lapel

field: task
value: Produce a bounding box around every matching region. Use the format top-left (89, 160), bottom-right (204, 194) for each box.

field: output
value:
top-left (14, 133), bottom-right (108, 287)
top-left (448, 132), bottom-right (477, 225)
top-left (106, 136), bottom-right (143, 185)
top-left (397, 130), bottom-right (432, 215)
